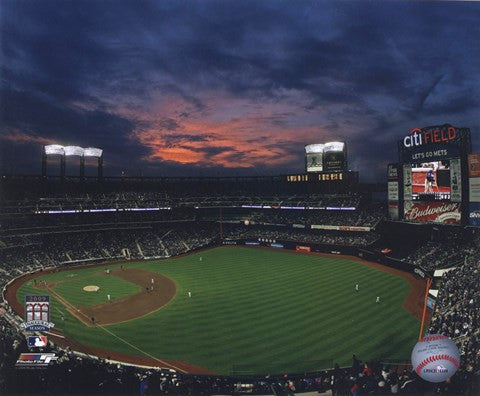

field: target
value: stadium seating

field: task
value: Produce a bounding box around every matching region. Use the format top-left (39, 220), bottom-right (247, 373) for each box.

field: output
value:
top-left (1, 189), bottom-right (479, 395)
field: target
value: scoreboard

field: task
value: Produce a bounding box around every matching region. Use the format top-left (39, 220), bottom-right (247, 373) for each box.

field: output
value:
top-left (305, 141), bottom-right (347, 173)
top-left (390, 124), bottom-right (473, 225)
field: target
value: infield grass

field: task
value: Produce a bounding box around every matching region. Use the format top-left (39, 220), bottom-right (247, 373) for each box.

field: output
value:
top-left (17, 247), bottom-right (421, 375)
top-left (52, 273), bottom-right (141, 306)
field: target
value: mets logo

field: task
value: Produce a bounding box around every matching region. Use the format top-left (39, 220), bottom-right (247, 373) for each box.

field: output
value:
top-left (20, 296), bottom-right (55, 332)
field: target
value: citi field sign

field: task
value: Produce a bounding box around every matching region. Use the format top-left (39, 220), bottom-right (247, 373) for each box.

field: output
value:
top-left (399, 124), bottom-right (471, 163)
top-left (403, 126), bottom-right (458, 148)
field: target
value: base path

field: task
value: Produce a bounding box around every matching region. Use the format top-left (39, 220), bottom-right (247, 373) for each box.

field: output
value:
top-left (3, 263), bottom-right (216, 374)
top-left (78, 268), bottom-right (177, 326)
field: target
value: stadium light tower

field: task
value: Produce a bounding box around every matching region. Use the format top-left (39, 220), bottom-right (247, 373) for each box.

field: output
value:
top-left (64, 146), bottom-right (85, 179)
top-left (305, 144), bottom-right (325, 172)
top-left (43, 145), bottom-right (66, 179)
top-left (84, 147), bottom-right (104, 181)
top-left (42, 145), bottom-right (103, 181)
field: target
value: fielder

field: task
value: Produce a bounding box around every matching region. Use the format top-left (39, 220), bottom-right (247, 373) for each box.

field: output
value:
top-left (188, 291), bottom-right (192, 298)
top-left (376, 296), bottom-right (380, 303)
top-left (107, 294), bottom-right (111, 302)
top-left (355, 283), bottom-right (359, 291)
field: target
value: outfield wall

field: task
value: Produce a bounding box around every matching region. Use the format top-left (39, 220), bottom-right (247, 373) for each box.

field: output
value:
top-left (222, 239), bottom-right (433, 280)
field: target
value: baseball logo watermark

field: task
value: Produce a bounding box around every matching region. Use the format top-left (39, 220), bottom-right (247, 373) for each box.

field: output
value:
top-left (20, 295), bottom-right (55, 332)
top-left (411, 334), bottom-right (460, 383)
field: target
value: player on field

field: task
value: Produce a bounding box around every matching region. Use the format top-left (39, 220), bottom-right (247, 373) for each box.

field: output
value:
top-left (376, 296), bottom-right (380, 303)
top-left (355, 283), bottom-right (359, 291)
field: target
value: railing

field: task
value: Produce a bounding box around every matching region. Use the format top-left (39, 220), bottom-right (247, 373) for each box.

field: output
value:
top-left (231, 359), bottom-right (334, 376)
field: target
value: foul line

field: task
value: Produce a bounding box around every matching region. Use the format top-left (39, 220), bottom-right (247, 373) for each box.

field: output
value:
top-left (44, 284), bottom-right (187, 373)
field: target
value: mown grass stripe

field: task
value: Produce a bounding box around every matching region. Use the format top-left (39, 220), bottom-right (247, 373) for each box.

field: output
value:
top-left (16, 247), bottom-right (420, 374)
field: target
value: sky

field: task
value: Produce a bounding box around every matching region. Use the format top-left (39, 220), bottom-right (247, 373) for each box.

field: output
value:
top-left (1, 0), bottom-right (479, 181)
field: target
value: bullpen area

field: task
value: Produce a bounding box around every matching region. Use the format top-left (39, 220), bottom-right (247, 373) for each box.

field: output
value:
top-left (7, 247), bottom-right (424, 375)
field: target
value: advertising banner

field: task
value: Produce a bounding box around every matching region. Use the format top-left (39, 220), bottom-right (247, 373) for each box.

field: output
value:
top-left (469, 203), bottom-right (480, 226)
top-left (468, 153), bottom-right (480, 177)
top-left (469, 178), bottom-right (480, 202)
top-left (388, 203), bottom-right (399, 220)
top-left (388, 181), bottom-right (399, 202)
top-left (468, 154), bottom-right (480, 203)
top-left (404, 202), bottom-right (461, 224)
top-left (323, 142), bottom-right (346, 172)
top-left (403, 165), bottom-right (412, 201)
top-left (296, 245), bottom-right (311, 252)
top-left (387, 163), bottom-right (399, 180)
top-left (311, 225), bottom-right (371, 231)
top-left (338, 226), bottom-right (371, 231)
top-left (292, 224), bottom-right (306, 229)
top-left (311, 224), bottom-right (337, 230)
top-left (450, 158), bottom-right (462, 202)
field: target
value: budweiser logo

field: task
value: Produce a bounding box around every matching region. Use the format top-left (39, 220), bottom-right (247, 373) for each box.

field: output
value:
top-left (406, 203), bottom-right (459, 221)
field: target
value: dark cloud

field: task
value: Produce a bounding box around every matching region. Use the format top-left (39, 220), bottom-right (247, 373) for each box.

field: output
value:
top-left (162, 133), bottom-right (213, 147)
top-left (1, 0), bottom-right (479, 181)
top-left (158, 118), bottom-right (180, 131)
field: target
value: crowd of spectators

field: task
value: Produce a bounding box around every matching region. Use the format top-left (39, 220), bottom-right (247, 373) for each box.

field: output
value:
top-left (1, 309), bottom-right (476, 395)
top-left (234, 205), bottom-right (384, 228)
top-left (405, 242), bottom-right (464, 270)
top-left (224, 226), bottom-right (380, 247)
top-left (428, 255), bottom-right (480, 376)
top-left (1, 188), bottom-right (480, 394)
top-left (0, 223), bottom-right (220, 292)
top-left (0, 192), bottom-right (362, 214)
top-left (401, 229), bottom-right (480, 271)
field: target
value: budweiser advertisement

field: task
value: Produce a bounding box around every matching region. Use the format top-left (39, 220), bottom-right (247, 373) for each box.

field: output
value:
top-left (404, 202), bottom-right (461, 224)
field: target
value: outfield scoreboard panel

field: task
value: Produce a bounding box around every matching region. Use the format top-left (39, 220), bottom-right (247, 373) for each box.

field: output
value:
top-left (305, 144), bottom-right (324, 172)
top-left (305, 141), bottom-right (347, 173)
top-left (393, 124), bottom-right (472, 225)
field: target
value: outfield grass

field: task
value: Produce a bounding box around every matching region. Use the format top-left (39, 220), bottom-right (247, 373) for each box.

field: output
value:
top-left (16, 247), bottom-right (420, 374)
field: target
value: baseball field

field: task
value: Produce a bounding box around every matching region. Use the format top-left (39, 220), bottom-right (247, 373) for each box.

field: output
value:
top-left (12, 247), bottom-right (423, 375)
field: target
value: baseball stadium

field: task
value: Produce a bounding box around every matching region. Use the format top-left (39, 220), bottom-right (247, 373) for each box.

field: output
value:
top-left (2, 1), bottom-right (480, 395)
top-left (0, 123), bottom-right (479, 395)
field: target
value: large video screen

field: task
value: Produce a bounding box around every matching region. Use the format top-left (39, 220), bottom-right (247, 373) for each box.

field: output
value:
top-left (411, 160), bottom-right (451, 201)
top-left (306, 152), bottom-right (323, 172)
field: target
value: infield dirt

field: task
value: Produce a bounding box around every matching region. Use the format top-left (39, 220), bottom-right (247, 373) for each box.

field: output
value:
top-left (37, 268), bottom-right (176, 326)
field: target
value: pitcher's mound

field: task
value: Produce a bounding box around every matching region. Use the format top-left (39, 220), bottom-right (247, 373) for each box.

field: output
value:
top-left (83, 285), bottom-right (100, 292)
